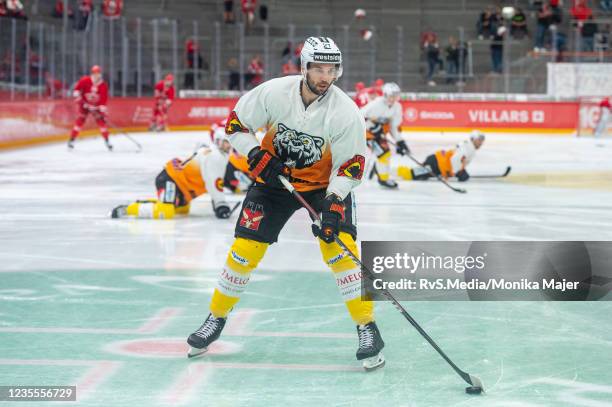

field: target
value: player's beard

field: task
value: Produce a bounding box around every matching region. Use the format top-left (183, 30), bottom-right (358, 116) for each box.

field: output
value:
top-left (305, 73), bottom-right (332, 96)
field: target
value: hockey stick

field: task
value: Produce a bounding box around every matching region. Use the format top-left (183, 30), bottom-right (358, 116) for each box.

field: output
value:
top-left (229, 200), bottom-right (242, 217)
top-left (277, 175), bottom-right (484, 392)
top-left (91, 109), bottom-right (143, 152)
top-left (470, 166), bottom-right (511, 179)
top-left (405, 153), bottom-right (467, 194)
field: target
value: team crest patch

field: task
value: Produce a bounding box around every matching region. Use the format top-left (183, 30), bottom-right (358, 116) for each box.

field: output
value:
top-left (337, 155), bottom-right (365, 180)
top-left (215, 177), bottom-right (224, 192)
top-left (239, 202), bottom-right (264, 231)
top-left (273, 123), bottom-right (325, 169)
top-left (225, 111), bottom-right (248, 135)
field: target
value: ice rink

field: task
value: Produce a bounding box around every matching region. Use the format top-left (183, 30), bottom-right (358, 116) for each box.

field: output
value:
top-left (1, 131), bottom-right (611, 406)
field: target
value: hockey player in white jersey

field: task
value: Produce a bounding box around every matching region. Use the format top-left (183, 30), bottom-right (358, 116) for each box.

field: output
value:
top-left (398, 130), bottom-right (485, 181)
top-left (186, 36), bottom-right (385, 371)
top-left (360, 82), bottom-right (410, 188)
top-left (110, 131), bottom-right (233, 219)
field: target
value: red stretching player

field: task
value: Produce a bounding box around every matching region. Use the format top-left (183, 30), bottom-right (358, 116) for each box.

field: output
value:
top-left (149, 74), bottom-right (175, 132)
top-left (68, 65), bottom-right (112, 150)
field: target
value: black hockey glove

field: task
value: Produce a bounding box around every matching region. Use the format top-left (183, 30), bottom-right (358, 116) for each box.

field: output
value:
top-left (247, 147), bottom-right (290, 188)
top-left (312, 194), bottom-right (345, 244)
top-left (456, 169), bottom-right (470, 182)
top-left (214, 204), bottom-right (231, 219)
top-left (396, 140), bottom-right (410, 156)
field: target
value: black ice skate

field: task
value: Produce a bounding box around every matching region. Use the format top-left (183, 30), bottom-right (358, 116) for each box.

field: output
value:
top-left (378, 179), bottom-right (398, 189)
top-left (356, 321), bottom-right (385, 371)
top-left (187, 313), bottom-right (227, 358)
top-left (110, 205), bottom-right (128, 218)
top-left (104, 139), bottom-right (113, 151)
top-left (67, 139), bottom-right (75, 149)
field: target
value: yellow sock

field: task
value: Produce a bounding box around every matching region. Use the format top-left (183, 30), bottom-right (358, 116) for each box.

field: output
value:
top-left (319, 232), bottom-right (374, 325)
top-left (377, 151), bottom-right (391, 180)
top-left (209, 238), bottom-right (269, 318)
top-left (125, 200), bottom-right (176, 219)
top-left (397, 165), bottom-right (413, 180)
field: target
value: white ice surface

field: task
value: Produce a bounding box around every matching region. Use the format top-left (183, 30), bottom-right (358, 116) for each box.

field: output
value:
top-left (1, 131), bottom-right (611, 273)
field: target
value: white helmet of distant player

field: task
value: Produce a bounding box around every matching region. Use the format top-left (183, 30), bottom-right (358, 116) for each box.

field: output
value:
top-left (382, 82), bottom-right (401, 98)
top-left (212, 121), bottom-right (231, 153)
top-left (300, 37), bottom-right (343, 95)
top-left (470, 129), bottom-right (485, 149)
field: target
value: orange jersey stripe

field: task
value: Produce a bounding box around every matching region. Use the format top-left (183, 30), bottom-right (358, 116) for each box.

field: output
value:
top-left (164, 158), bottom-right (207, 203)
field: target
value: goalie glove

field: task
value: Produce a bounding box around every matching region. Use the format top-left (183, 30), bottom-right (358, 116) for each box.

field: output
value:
top-left (247, 147), bottom-right (290, 188)
top-left (312, 194), bottom-right (345, 244)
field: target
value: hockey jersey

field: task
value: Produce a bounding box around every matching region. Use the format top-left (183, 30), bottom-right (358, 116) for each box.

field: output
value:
top-left (164, 146), bottom-right (228, 207)
top-left (154, 80), bottom-right (175, 102)
top-left (360, 96), bottom-right (403, 141)
top-left (225, 75), bottom-right (367, 198)
top-left (435, 139), bottom-right (477, 177)
top-left (73, 76), bottom-right (108, 107)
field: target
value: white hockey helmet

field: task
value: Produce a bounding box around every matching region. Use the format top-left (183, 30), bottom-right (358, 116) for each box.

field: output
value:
top-left (470, 129), bottom-right (485, 141)
top-left (300, 36), bottom-right (343, 79)
top-left (382, 82), bottom-right (401, 98)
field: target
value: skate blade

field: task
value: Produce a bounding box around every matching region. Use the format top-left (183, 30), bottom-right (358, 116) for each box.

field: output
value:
top-left (187, 346), bottom-right (208, 359)
top-left (362, 352), bottom-right (385, 372)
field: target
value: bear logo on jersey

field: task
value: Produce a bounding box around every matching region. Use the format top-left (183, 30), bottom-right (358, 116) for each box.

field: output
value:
top-left (272, 123), bottom-right (325, 169)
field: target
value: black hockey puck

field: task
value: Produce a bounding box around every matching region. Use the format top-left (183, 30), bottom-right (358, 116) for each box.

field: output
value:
top-left (465, 386), bottom-right (483, 395)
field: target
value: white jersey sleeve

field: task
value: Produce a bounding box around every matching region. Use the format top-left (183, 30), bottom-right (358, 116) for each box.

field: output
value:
top-left (327, 101), bottom-right (367, 199)
top-left (228, 83), bottom-right (272, 157)
top-left (389, 102), bottom-right (403, 141)
top-left (198, 147), bottom-right (229, 209)
top-left (450, 140), bottom-right (477, 173)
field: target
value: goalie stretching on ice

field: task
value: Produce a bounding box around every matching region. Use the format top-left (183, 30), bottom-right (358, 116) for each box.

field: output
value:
top-left (110, 129), bottom-right (240, 220)
top-left (398, 131), bottom-right (485, 182)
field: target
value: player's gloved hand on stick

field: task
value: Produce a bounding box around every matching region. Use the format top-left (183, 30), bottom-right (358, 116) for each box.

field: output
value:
top-left (312, 194), bottom-right (345, 244)
top-left (247, 147), bottom-right (290, 188)
top-left (396, 140), bottom-right (409, 156)
top-left (456, 169), bottom-right (470, 182)
top-left (214, 204), bottom-right (231, 219)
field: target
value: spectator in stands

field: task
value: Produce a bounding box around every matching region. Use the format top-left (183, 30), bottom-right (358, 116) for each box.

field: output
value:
top-left (489, 7), bottom-right (503, 38)
top-left (420, 29), bottom-right (438, 47)
top-left (424, 36), bottom-right (440, 86)
top-left (184, 39), bottom-right (206, 89)
top-left (477, 7), bottom-right (492, 40)
top-left (102, 0), bottom-right (123, 19)
top-left (75, 0), bottom-right (92, 30)
top-left (581, 15), bottom-right (599, 50)
top-left (45, 71), bottom-right (65, 99)
top-left (0, 1), bottom-right (8, 18)
top-left (53, 0), bottom-right (74, 18)
top-left (571, 0), bottom-right (593, 23)
top-left (246, 54), bottom-right (263, 89)
top-left (490, 26), bottom-right (505, 73)
top-left (241, 0), bottom-right (256, 31)
top-left (511, 7), bottom-right (528, 39)
top-left (601, 0), bottom-right (612, 12)
top-left (550, 0), bottom-right (563, 24)
top-left (227, 57), bottom-right (240, 90)
top-left (445, 36), bottom-right (460, 84)
top-left (5, 0), bottom-right (27, 19)
top-left (259, 3), bottom-right (267, 22)
top-left (535, 3), bottom-right (553, 51)
top-left (224, 0), bottom-right (235, 24)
